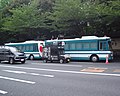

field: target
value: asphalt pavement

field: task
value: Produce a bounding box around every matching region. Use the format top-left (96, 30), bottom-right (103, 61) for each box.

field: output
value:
top-left (0, 60), bottom-right (120, 96)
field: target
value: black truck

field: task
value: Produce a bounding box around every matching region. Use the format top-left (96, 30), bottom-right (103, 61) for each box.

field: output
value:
top-left (42, 42), bottom-right (70, 63)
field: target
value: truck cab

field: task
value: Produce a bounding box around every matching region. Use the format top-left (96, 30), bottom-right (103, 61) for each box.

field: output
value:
top-left (42, 42), bottom-right (70, 63)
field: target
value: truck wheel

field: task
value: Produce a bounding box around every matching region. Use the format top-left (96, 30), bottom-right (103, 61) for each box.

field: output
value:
top-left (9, 58), bottom-right (14, 64)
top-left (60, 59), bottom-right (64, 63)
top-left (66, 58), bottom-right (70, 63)
top-left (43, 59), bottom-right (47, 63)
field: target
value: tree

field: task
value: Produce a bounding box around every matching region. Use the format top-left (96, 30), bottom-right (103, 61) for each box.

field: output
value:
top-left (3, 0), bottom-right (40, 30)
top-left (0, 0), bottom-right (55, 44)
top-left (47, 0), bottom-right (120, 38)
top-left (0, 0), bottom-right (120, 44)
top-left (48, 0), bottom-right (99, 37)
top-left (0, 0), bottom-right (12, 30)
top-left (90, 0), bottom-right (120, 36)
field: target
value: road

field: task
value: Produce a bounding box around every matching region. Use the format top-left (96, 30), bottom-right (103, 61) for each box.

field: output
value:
top-left (0, 60), bottom-right (120, 96)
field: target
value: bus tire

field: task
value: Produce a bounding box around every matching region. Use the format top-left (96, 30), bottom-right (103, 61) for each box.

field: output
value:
top-left (29, 55), bottom-right (34, 60)
top-left (90, 55), bottom-right (99, 62)
top-left (9, 58), bottom-right (14, 64)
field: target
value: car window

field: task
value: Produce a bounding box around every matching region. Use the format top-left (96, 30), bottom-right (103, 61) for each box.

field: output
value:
top-left (9, 47), bottom-right (20, 52)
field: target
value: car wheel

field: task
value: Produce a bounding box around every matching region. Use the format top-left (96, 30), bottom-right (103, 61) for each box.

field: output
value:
top-left (60, 59), bottom-right (64, 63)
top-left (21, 60), bottom-right (25, 64)
top-left (9, 58), bottom-right (14, 64)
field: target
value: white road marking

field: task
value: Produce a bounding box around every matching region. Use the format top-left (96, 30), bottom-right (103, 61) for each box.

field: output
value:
top-left (28, 73), bottom-right (40, 76)
top-left (0, 76), bottom-right (35, 84)
top-left (0, 65), bottom-right (120, 77)
top-left (3, 70), bottom-right (54, 78)
top-left (0, 90), bottom-right (8, 94)
top-left (32, 63), bottom-right (82, 67)
top-left (42, 75), bottom-right (54, 78)
top-left (3, 70), bottom-right (26, 74)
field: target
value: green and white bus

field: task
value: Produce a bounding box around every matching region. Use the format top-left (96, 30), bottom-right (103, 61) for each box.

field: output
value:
top-left (45, 36), bottom-right (113, 62)
top-left (5, 41), bottom-right (44, 60)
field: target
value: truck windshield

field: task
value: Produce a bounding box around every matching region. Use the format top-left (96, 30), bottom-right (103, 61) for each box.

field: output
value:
top-left (59, 50), bottom-right (65, 55)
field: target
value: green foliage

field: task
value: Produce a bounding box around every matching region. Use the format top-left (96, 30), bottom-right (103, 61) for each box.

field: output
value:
top-left (0, 0), bottom-right (12, 30)
top-left (49, 0), bottom-right (99, 35)
top-left (0, 0), bottom-right (120, 44)
top-left (91, 0), bottom-right (120, 35)
top-left (0, 0), bottom-right (11, 9)
top-left (3, 0), bottom-right (47, 32)
top-left (48, 0), bottom-right (120, 36)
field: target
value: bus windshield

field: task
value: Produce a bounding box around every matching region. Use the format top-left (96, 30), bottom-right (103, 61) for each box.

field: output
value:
top-left (108, 41), bottom-right (113, 51)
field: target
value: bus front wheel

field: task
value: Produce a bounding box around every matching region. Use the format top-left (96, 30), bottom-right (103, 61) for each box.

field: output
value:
top-left (90, 55), bottom-right (99, 62)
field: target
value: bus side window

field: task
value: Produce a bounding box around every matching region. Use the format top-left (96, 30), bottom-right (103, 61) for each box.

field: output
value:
top-left (99, 42), bottom-right (103, 50)
top-left (70, 43), bottom-right (75, 50)
top-left (33, 44), bottom-right (38, 52)
top-left (30, 45), bottom-right (33, 51)
top-left (76, 43), bottom-right (82, 50)
top-left (90, 42), bottom-right (97, 50)
top-left (22, 46), bottom-right (25, 51)
top-left (26, 45), bottom-right (29, 51)
top-left (99, 41), bottom-right (107, 50)
top-left (65, 43), bottom-right (69, 50)
top-left (19, 46), bottom-right (22, 50)
top-left (83, 42), bottom-right (90, 50)
top-left (103, 42), bottom-right (107, 50)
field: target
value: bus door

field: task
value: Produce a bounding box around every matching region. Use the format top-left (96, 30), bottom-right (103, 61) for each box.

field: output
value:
top-left (99, 41), bottom-right (107, 51)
